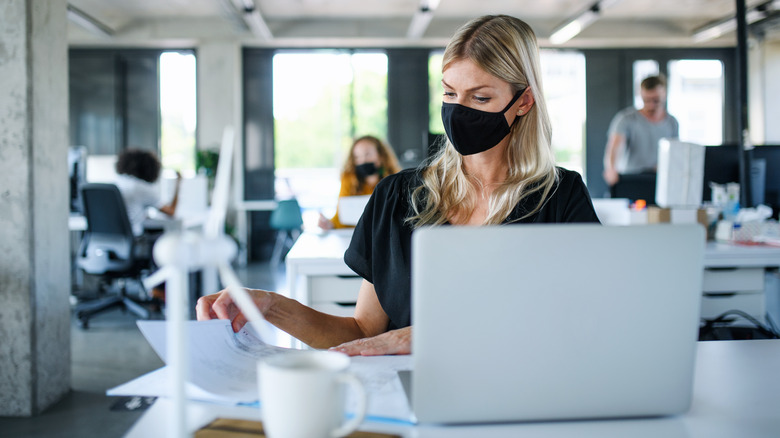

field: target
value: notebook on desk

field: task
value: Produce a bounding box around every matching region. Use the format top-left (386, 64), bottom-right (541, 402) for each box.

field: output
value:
top-left (404, 224), bottom-right (705, 424)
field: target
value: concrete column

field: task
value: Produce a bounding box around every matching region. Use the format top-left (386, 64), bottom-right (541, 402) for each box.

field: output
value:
top-left (0, 0), bottom-right (71, 416)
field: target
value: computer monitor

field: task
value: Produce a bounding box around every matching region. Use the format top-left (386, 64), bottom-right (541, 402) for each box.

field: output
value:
top-left (753, 145), bottom-right (780, 214)
top-left (68, 146), bottom-right (87, 213)
top-left (702, 144), bottom-right (778, 213)
top-left (702, 144), bottom-right (739, 202)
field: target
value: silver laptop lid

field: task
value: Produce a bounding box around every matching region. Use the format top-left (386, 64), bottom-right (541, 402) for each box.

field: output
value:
top-left (411, 224), bottom-right (704, 424)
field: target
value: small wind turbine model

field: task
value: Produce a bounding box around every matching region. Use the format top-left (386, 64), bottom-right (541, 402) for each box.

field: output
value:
top-left (143, 126), bottom-right (272, 437)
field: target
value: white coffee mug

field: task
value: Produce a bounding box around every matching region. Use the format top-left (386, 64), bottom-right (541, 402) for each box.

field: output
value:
top-left (259, 350), bottom-right (367, 438)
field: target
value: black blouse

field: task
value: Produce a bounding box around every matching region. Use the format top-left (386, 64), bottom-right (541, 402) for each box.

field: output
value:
top-left (343, 167), bottom-right (600, 330)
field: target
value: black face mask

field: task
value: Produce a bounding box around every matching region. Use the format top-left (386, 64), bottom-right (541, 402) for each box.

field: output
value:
top-left (355, 162), bottom-right (378, 178)
top-left (441, 89), bottom-right (525, 156)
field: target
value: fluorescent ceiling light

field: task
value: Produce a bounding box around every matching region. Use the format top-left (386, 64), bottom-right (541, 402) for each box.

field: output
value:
top-left (67, 4), bottom-right (114, 37)
top-left (550, 9), bottom-right (599, 45)
top-left (549, 0), bottom-right (622, 45)
top-left (692, 3), bottom-right (774, 43)
top-left (549, 1), bottom-right (607, 45)
top-left (407, 0), bottom-right (441, 39)
top-left (244, 9), bottom-right (273, 39)
top-left (232, 0), bottom-right (272, 39)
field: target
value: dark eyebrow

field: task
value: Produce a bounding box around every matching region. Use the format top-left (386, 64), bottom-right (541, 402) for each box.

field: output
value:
top-left (441, 79), bottom-right (495, 93)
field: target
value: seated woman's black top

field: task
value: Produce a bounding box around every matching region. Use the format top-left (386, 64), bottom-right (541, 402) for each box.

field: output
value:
top-left (343, 167), bottom-right (600, 330)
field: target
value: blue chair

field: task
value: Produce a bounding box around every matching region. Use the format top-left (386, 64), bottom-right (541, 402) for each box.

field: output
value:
top-left (269, 199), bottom-right (304, 266)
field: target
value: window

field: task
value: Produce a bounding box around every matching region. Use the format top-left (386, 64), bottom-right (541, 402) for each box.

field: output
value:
top-left (272, 51), bottom-right (388, 223)
top-left (540, 51), bottom-right (586, 177)
top-left (633, 60), bottom-right (660, 109)
top-left (429, 52), bottom-right (444, 134)
top-left (159, 51), bottom-right (197, 173)
top-left (631, 58), bottom-right (724, 145)
top-left (667, 60), bottom-right (724, 145)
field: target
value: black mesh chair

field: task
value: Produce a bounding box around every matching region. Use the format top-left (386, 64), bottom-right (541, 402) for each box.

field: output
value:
top-left (74, 183), bottom-right (152, 328)
top-left (610, 172), bottom-right (657, 204)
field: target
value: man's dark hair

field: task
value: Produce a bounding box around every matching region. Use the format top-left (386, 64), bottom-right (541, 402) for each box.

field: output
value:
top-left (115, 148), bottom-right (161, 183)
top-left (641, 74), bottom-right (666, 90)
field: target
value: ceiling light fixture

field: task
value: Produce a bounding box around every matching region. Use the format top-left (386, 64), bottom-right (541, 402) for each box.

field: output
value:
top-left (67, 4), bottom-right (114, 37)
top-left (407, 0), bottom-right (441, 39)
top-left (692, 2), bottom-right (776, 43)
top-left (234, 0), bottom-right (272, 39)
top-left (549, 0), bottom-right (621, 45)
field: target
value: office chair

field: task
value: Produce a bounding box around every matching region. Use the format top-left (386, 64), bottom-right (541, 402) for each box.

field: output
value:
top-left (74, 183), bottom-right (152, 328)
top-left (269, 198), bottom-right (304, 267)
top-left (610, 172), bottom-right (657, 204)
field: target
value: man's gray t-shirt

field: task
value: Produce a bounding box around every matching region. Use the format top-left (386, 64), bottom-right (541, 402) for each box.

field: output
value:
top-left (608, 107), bottom-right (679, 173)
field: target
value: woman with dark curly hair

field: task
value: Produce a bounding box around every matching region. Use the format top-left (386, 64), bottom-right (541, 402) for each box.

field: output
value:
top-left (114, 148), bottom-right (181, 236)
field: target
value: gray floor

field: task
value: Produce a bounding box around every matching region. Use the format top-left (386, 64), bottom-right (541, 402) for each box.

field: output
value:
top-left (0, 261), bottom-right (284, 438)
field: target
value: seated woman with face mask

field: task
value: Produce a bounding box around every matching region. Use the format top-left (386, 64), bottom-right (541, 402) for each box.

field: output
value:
top-left (318, 135), bottom-right (402, 230)
top-left (197, 15), bottom-right (600, 356)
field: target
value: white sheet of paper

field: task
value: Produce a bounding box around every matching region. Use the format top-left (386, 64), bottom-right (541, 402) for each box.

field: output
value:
top-left (136, 319), bottom-right (292, 403)
top-left (121, 319), bottom-right (414, 421)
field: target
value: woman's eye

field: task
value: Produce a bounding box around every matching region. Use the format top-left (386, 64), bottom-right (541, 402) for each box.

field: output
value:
top-left (474, 96), bottom-right (491, 103)
top-left (443, 92), bottom-right (456, 98)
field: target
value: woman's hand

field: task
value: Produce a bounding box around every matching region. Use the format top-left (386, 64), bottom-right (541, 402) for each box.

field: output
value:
top-left (318, 213), bottom-right (334, 230)
top-left (329, 326), bottom-right (411, 356)
top-left (195, 288), bottom-right (273, 333)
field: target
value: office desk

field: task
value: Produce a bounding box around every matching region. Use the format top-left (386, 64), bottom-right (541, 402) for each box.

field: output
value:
top-left (704, 241), bottom-right (780, 268)
top-left (124, 339), bottom-right (780, 438)
top-left (285, 232), bottom-right (780, 326)
top-left (285, 229), bottom-right (359, 312)
top-left (702, 242), bottom-right (780, 322)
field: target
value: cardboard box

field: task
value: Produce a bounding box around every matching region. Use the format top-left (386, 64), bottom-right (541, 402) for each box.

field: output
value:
top-left (648, 206), bottom-right (708, 227)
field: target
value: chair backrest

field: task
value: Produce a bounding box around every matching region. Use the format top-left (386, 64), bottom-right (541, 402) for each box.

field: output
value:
top-left (269, 199), bottom-right (303, 231)
top-left (77, 183), bottom-right (137, 274)
top-left (610, 172), bottom-right (656, 203)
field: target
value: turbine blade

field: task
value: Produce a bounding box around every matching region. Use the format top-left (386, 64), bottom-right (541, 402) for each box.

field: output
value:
top-left (205, 126), bottom-right (235, 239)
top-left (142, 265), bottom-right (174, 291)
top-left (218, 263), bottom-right (276, 343)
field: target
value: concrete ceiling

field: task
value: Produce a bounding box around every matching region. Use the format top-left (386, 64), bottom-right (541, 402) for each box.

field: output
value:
top-left (67, 0), bottom-right (780, 48)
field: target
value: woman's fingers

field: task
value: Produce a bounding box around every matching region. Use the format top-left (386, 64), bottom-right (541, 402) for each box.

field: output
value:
top-left (330, 327), bottom-right (412, 356)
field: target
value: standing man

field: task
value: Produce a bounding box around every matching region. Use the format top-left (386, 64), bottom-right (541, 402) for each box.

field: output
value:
top-left (603, 75), bottom-right (679, 187)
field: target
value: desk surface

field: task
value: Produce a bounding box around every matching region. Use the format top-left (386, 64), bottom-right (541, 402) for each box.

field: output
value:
top-left (705, 241), bottom-right (780, 268)
top-left (285, 229), bottom-right (354, 265)
top-left (125, 339), bottom-right (780, 438)
top-left (285, 230), bottom-right (780, 269)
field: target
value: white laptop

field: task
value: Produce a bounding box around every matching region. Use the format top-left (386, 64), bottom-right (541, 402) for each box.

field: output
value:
top-left (406, 224), bottom-right (704, 424)
top-left (337, 195), bottom-right (371, 226)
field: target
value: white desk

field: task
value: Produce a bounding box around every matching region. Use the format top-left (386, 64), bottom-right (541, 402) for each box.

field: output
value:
top-left (285, 229), bottom-right (358, 309)
top-left (125, 339), bottom-right (780, 437)
top-left (702, 242), bottom-right (780, 322)
top-left (285, 233), bottom-right (780, 327)
top-left (704, 242), bottom-right (780, 268)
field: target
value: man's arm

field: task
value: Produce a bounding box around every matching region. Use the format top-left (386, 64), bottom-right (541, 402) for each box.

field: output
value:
top-left (603, 132), bottom-right (625, 187)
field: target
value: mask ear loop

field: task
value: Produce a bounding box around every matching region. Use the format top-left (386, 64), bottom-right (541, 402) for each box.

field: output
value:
top-left (501, 87), bottom-right (527, 114)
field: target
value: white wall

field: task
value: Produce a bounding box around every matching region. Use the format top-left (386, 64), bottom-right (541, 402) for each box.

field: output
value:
top-left (197, 41), bottom-right (243, 152)
top-left (749, 30), bottom-right (780, 144)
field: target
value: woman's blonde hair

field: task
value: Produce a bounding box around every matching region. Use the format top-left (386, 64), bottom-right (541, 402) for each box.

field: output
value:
top-left (342, 135), bottom-right (402, 195)
top-left (408, 15), bottom-right (558, 227)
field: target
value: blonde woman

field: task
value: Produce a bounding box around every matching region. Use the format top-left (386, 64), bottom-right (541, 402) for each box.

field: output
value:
top-left (318, 135), bottom-right (401, 229)
top-left (197, 15), bottom-right (599, 356)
